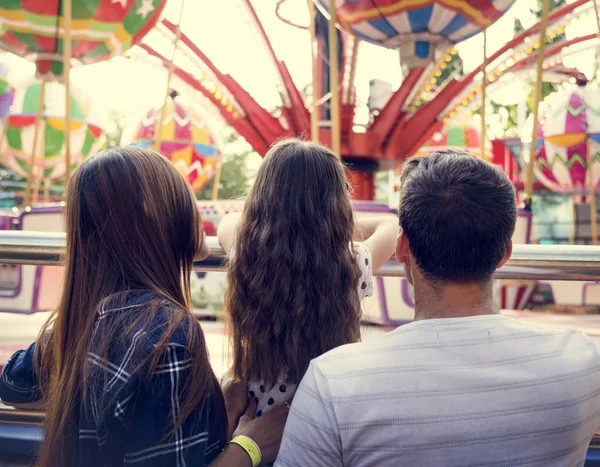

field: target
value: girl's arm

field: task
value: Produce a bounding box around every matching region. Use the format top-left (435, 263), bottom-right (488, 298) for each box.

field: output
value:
top-left (210, 400), bottom-right (288, 466)
top-left (0, 342), bottom-right (42, 407)
top-left (2, 401), bottom-right (44, 410)
top-left (353, 216), bottom-right (398, 272)
top-left (217, 212), bottom-right (242, 254)
top-left (209, 444), bottom-right (252, 467)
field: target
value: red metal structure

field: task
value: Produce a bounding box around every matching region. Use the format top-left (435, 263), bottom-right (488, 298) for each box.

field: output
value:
top-left (129, 0), bottom-right (597, 200)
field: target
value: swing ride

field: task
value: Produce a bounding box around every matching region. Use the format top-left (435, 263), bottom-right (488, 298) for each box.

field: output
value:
top-left (2, 0), bottom-right (600, 463)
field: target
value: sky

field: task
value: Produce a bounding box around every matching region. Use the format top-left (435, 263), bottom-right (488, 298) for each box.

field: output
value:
top-left (1, 0), bottom-right (598, 145)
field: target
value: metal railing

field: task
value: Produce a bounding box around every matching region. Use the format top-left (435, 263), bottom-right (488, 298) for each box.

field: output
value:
top-left (0, 231), bottom-right (599, 281)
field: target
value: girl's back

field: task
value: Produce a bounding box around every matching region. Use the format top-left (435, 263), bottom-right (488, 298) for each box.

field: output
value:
top-left (80, 290), bottom-right (225, 465)
top-left (0, 148), bottom-right (226, 467)
top-left (219, 139), bottom-right (397, 416)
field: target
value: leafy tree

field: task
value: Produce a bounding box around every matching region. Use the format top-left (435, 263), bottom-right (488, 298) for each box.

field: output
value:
top-left (197, 131), bottom-right (255, 200)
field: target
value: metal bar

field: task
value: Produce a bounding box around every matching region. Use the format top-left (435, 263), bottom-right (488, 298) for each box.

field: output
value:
top-left (154, 0), bottom-right (185, 152)
top-left (328, 0), bottom-right (340, 155)
top-left (63, 0), bottom-right (73, 184)
top-left (307, 0), bottom-right (319, 142)
top-left (480, 29), bottom-right (487, 160)
top-left (1, 231), bottom-right (600, 281)
top-left (525, 0), bottom-right (550, 206)
top-left (23, 81), bottom-right (45, 207)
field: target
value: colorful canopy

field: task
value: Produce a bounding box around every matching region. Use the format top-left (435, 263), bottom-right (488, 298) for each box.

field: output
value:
top-left (534, 86), bottom-right (600, 194)
top-left (0, 78), bottom-right (13, 121)
top-left (3, 81), bottom-right (103, 180)
top-left (316, 0), bottom-right (515, 69)
top-left (415, 120), bottom-right (486, 158)
top-left (128, 96), bottom-right (221, 193)
top-left (0, 0), bottom-right (166, 80)
top-left (0, 62), bottom-right (13, 120)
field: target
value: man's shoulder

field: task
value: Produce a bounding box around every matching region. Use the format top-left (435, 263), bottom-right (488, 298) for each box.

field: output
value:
top-left (310, 331), bottom-right (400, 377)
top-left (310, 318), bottom-right (600, 380)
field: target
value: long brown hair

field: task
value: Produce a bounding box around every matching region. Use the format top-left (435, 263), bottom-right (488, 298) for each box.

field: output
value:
top-left (34, 147), bottom-right (225, 466)
top-left (225, 139), bottom-right (362, 387)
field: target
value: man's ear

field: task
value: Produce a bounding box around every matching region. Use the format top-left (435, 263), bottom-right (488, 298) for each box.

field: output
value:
top-left (395, 228), bottom-right (409, 264)
top-left (498, 239), bottom-right (513, 268)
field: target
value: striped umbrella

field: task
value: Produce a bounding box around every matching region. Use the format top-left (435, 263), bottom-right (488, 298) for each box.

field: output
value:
top-left (127, 95), bottom-right (221, 193)
top-left (315, 0), bottom-right (516, 69)
top-left (534, 86), bottom-right (600, 194)
top-left (415, 120), bottom-right (487, 158)
top-left (3, 80), bottom-right (103, 181)
top-left (0, 0), bottom-right (166, 81)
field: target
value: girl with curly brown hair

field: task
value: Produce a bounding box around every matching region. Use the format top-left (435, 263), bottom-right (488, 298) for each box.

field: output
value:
top-left (218, 139), bottom-right (397, 418)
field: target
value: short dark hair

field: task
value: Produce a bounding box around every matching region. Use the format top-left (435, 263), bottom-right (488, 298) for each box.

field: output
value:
top-left (399, 150), bottom-right (516, 283)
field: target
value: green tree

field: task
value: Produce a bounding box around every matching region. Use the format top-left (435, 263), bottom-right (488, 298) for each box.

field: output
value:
top-left (197, 132), bottom-right (255, 200)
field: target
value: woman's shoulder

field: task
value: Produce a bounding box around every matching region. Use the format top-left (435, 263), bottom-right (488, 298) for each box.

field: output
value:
top-left (143, 298), bottom-right (196, 349)
top-left (95, 290), bottom-right (194, 350)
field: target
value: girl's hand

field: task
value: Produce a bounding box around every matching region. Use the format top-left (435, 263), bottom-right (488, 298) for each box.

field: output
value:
top-left (217, 212), bottom-right (242, 254)
top-left (221, 376), bottom-right (250, 440)
top-left (194, 229), bottom-right (211, 261)
top-left (233, 398), bottom-right (289, 463)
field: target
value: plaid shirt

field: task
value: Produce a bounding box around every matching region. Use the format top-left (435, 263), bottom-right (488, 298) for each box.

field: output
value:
top-left (0, 290), bottom-right (224, 466)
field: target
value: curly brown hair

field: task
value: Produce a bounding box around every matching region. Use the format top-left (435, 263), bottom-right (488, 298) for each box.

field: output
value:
top-left (225, 139), bottom-right (362, 387)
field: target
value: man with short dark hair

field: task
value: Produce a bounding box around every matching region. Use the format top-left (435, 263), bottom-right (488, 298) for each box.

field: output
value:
top-left (275, 151), bottom-right (600, 466)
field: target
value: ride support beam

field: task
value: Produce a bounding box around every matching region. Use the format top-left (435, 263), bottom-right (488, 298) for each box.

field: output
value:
top-left (63, 0), bottom-right (72, 184)
top-left (307, 0), bottom-right (319, 142)
top-left (23, 81), bottom-right (46, 207)
top-left (328, 0), bottom-right (341, 155)
top-left (368, 68), bottom-right (425, 153)
top-left (243, 0), bottom-right (310, 135)
top-left (154, 0), bottom-right (185, 152)
top-left (481, 29), bottom-right (487, 159)
top-left (138, 45), bottom-right (270, 155)
top-left (384, 79), bottom-right (467, 159)
top-left (340, 41), bottom-right (359, 142)
top-left (524, 0), bottom-right (550, 208)
top-left (162, 17), bottom-right (290, 144)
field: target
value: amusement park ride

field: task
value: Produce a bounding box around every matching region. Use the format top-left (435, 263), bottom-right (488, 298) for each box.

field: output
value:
top-left (0, 1), bottom-right (596, 309)
top-left (0, 0), bottom-right (596, 319)
top-left (2, 0), bottom-right (600, 464)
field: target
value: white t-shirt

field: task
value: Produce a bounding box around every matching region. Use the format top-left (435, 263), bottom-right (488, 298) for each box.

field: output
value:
top-left (276, 314), bottom-right (600, 466)
top-left (248, 243), bottom-right (373, 417)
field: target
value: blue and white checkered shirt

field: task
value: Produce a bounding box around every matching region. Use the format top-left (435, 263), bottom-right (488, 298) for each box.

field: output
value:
top-left (0, 290), bottom-right (225, 466)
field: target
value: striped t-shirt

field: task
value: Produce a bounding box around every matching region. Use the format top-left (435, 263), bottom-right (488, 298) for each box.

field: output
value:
top-left (276, 314), bottom-right (600, 466)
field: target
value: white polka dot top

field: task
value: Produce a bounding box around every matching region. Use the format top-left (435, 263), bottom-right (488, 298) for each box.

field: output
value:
top-left (248, 243), bottom-right (373, 418)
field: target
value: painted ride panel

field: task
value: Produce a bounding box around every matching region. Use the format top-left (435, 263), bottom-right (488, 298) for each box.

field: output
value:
top-left (0, 201), bottom-right (415, 324)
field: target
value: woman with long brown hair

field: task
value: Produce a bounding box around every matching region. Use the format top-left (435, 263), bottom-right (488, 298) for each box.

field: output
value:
top-left (0, 147), bottom-right (286, 467)
top-left (218, 139), bottom-right (397, 417)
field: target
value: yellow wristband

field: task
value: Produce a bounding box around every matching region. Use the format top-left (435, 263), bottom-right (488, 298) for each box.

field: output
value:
top-left (229, 435), bottom-right (262, 467)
